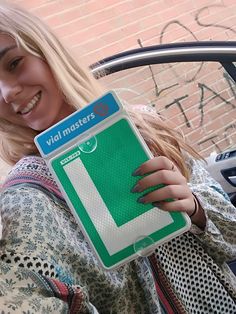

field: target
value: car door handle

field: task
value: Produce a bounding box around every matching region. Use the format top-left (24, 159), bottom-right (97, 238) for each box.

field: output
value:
top-left (228, 176), bottom-right (236, 185)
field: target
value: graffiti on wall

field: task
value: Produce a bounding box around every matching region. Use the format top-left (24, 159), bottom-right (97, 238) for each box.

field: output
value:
top-left (137, 5), bottom-right (236, 154)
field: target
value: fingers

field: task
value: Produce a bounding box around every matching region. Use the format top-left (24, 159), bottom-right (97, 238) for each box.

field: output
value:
top-left (133, 156), bottom-right (178, 176)
top-left (131, 169), bottom-right (186, 193)
top-left (153, 198), bottom-right (195, 213)
top-left (132, 156), bottom-right (186, 194)
top-left (137, 185), bottom-right (191, 204)
top-left (131, 156), bottom-right (195, 214)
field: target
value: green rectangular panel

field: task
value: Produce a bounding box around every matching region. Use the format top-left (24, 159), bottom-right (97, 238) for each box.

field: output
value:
top-left (51, 117), bottom-right (190, 269)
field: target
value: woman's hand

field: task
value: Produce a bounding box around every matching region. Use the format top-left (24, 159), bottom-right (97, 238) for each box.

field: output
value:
top-left (131, 156), bottom-right (206, 228)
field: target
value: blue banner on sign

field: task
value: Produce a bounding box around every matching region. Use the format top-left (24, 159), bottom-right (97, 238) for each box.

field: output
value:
top-left (35, 92), bottom-right (121, 156)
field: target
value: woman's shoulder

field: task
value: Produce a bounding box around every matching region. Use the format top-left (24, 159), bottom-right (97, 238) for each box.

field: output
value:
top-left (10, 155), bottom-right (47, 171)
top-left (1, 155), bottom-right (63, 199)
top-left (4, 155), bottom-right (49, 184)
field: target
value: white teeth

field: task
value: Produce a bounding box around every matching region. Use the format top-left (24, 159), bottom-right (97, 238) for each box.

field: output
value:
top-left (21, 93), bottom-right (41, 114)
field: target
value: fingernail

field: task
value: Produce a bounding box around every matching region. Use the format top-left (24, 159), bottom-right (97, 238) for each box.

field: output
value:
top-left (132, 167), bottom-right (142, 176)
top-left (131, 184), bottom-right (141, 193)
top-left (137, 196), bottom-right (146, 204)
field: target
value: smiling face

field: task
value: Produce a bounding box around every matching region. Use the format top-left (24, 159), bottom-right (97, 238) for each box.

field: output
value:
top-left (0, 34), bottom-right (74, 131)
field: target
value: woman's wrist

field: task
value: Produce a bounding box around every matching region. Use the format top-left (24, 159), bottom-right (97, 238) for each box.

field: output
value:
top-left (189, 195), bottom-right (199, 218)
top-left (189, 194), bottom-right (206, 230)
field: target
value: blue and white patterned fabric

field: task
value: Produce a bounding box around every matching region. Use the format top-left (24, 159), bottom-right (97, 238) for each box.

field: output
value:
top-left (0, 155), bottom-right (235, 313)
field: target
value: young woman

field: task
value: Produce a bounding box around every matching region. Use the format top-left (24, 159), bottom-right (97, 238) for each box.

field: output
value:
top-left (0, 2), bottom-right (235, 313)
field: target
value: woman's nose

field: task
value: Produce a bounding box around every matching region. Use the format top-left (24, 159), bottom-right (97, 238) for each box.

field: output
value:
top-left (0, 81), bottom-right (22, 104)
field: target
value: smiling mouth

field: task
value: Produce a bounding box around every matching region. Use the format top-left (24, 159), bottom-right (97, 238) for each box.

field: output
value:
top-left (20, 92), bottom-right (42, 115)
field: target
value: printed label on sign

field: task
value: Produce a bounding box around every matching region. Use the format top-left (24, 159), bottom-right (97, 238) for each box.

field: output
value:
top-left (35, 92), bottom-right (121, 157)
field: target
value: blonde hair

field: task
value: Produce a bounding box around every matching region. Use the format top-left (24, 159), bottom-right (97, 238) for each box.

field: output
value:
top-left (0, 1), bottom-right (201, 180)
top-left (0, 1), bottom-right (104, 164)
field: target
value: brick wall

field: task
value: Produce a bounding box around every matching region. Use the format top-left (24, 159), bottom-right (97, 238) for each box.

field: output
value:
top-left (1, 0), bottom-right (236, 178)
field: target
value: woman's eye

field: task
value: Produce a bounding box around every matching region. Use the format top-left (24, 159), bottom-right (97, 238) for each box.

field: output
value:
top-left (9, 58), bottom-right (22, 71)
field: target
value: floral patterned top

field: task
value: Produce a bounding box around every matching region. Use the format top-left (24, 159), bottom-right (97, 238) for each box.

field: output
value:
top-left (0, 155), bottom-right (235, 313)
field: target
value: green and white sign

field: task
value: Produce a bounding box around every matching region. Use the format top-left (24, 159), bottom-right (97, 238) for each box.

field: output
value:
top-left (50, 117), bottom-right (190, 269)
top-left (35, 91), bottom-right (190, 269)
